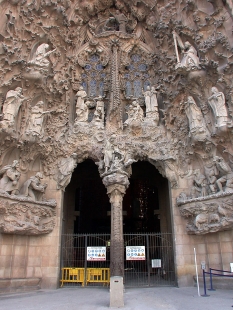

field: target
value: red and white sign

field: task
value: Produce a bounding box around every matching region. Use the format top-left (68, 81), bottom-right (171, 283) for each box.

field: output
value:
top-left (87, 247), bottom-right (106, 261)
top-left (126, 246), bottom-right (146, 261)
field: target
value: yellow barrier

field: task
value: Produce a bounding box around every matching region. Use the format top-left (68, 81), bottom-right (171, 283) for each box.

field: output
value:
top-left (86, 268), bottom-right (110, 286)
top-left (60, 268), bottom-right (85, 287)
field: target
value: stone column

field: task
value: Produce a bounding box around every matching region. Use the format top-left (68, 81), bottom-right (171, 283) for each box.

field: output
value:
top-left (103, 172), bottom-right (129, 276)
top-left (107, 184), bottom-right (126, 276)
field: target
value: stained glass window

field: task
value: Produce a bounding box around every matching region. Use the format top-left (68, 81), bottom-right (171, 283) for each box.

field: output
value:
top-left (81, 54), bottom-right (106, 98)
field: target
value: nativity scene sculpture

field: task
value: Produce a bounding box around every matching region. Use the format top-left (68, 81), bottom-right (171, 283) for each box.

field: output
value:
top-left (0, 2), bottom-right (233, 241)
top-left (0, 160), bottom-right (56, 235)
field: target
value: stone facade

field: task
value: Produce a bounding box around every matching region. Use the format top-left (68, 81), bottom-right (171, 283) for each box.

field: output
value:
top-left (0, 0), bottom-right (233, 291)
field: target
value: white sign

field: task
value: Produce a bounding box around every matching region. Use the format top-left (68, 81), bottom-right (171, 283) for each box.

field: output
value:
top-left (87, 247), bottom-right (106, 261)
top-left (230, 263), bottom-right (233, 272)
top-left (151, 259), bottom-right (161, 268)
top-left (126, 246), bottom-right (146, 261)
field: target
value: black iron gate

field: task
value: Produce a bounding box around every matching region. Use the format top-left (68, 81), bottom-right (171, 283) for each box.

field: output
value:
top-left (60, 233), bottom-right (176, 287)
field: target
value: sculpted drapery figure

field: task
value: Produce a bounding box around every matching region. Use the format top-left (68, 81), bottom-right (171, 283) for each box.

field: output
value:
top-left (1, 87), bottom-right (25, 128)
top-left (20, 172), bottom-right (47, 201)
top-left (173, 31), bottom-right (200, 71)
top-left (0, 160), bottom-right (21, 195)
top-left (75, 86), bottom-right (88, 123)
top-left (208, 87), bottom-right (229, 128)
top-left (57, 153), bottom-right (78, 190)
top-left (111, 10), bottom-right (127, 32)
top-left (103, 140), bottom-right (114, 173)
top-left (142, 86), bottom-right (159, 125)
top-left (92, 96), bottom-right (105, 128)
top-left (184, 96), bottom-right (208, 140)
top-left (26, 101), bottom-right (51, 136)
top-left (28, 43), bottom-right (56, 71)
top-left (124, 100), bottom-right (144, 127)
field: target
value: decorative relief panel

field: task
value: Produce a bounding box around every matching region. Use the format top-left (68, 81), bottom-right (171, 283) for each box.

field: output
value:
top-left (0, 0), bottom-right (233, 235)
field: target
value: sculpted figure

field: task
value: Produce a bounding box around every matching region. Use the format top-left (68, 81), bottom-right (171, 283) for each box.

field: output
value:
top-left (124, 100), bottom-right (144, 127)
top-left (92, 96), bottom-right (105, 127)
top-left (111, 10), bottom-right (127, 32)
top-left (191, 169), bottom-right (208, 198)
top-left (103, 140), bottom-right (114, 173)
top-left (28, 43), bottom-right (56, 71)
top-left (75, 86), bottom-right (88, 123)
top-left (208, 87), bottom-right (229, 128)
top-left (26, 101), bottom-right (51, 136)
top-left (214, 156), bottom-right (233, 193)
top-left (173, 31), bottom-right (200, 71)
top-left (0, 160), bottom-right (21, 195)
top-left (1, 87), bottom-right (25, 128)
top-left (142, 86), bottom-right (159, 125)
top-left (20, 172), bottom-right (47, 201)
top-left (57, 153), bottom-right (78, 190)
top-left (204, 163), bottom-right (218, 194)
top-left (184, 96), bottom-right (208, 140)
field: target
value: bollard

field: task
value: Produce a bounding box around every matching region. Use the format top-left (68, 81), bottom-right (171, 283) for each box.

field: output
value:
top-left (208, 268), bottom-right (216, 291)
top-left (201, 269), bottom-right (210, 297)
top-left (110, 276), bottom-right (124, 307)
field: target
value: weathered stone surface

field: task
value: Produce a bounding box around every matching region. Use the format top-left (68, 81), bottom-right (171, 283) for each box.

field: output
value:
top-left (0, 193), bottom-right (56, 235)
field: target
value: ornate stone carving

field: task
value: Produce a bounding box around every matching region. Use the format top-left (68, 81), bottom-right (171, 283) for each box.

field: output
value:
top-left (142, 86), bottom-right (159, 126)
top-left (75, 86), bottom-right (89, 124)
top-left (57, 153), bottom-right (78, 190)
top-left (0, 193), bottom-right (56, 235)
top-left (208, 87), bottom-right (230, 130)
top-left (26, 101), bottom-right (51, 136)
top-left (19, 172), bottom-right (47, 201)
top-left (124, 100), bottom-right (144, 128)
top-left (0, 160), bottom-right (20, 195)
top-left (177, 192), bottom-right (233, 235)
top-left (1, 88), bottom-right (25, 131)
top-left (173, 31), bottom-right (200, 73)
top-left (183, 96), bottom-right (209, 141)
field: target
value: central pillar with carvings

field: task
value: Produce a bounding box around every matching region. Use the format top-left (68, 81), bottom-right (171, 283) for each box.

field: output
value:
top-left (103, 172), bottom-right (129, 275)
top-left (102, 171), bottom-right (129, 307)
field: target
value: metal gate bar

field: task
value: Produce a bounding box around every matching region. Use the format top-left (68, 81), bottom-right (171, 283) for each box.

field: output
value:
top-left (60, 233), bottom-right (175, 287)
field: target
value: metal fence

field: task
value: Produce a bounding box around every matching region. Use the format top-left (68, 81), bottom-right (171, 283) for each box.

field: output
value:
top-left (60, 233), bottom-right (176, 287)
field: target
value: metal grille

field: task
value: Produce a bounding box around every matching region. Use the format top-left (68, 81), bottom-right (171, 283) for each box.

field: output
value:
top-left (60, 233), bottom-right (175, 287)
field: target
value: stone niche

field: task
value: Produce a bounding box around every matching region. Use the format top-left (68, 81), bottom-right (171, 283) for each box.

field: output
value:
top-left (177, 192), bottom-right (233, 235)
top-left (0, 192), bottom-right (56, 235)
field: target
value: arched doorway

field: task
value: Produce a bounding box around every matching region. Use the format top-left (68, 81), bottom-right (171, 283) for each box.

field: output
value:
top-left (61, 159), bottom-right (175, 287)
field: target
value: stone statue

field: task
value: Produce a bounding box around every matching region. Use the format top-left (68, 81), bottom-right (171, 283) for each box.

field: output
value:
top-left (0, 160), bottom-right (21, 195)
top-left (26, 101), bottom-right (51, 136)
top-left (1, 87), bottom-right (25, 128)
top-left (214, 156), bottom-right (233, 193)
top-left (28, 43), bottom-right (56, 71)
top-left (191, 169), bottom-right (208, 198)
top-left (57, 153), bottom-right (78, 190)
top-left (75, 86), bottom-right (88, 123)
top-left (173, 31), bottom-right (200, 71)
top-left (208, 87), bottom-right (229, 128)
top-left (124, 100), bottom-right (144, 127)
top-left (92, 96), bottom-right (104, 128)
top-left (184, 96), bottom-right (208, 140)
top-left (142, 86), bottom-right (159, 125)
top-left (204, 163), bottom-right (218, 194)
top-left (19, 172), bottom-right (47, 201)
top-left (110, 10), bottom-right (127, 32)
top-left (103, 140), bottom-right (114, 173)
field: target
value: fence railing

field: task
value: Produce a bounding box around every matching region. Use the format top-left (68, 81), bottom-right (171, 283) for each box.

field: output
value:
top-left (60, 232), bottom-right (176, 287)
top-left (201, 268), bottom-right (233, 297)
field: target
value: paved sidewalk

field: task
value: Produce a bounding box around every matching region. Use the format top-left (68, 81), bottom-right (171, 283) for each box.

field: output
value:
top-left (0, 286), bottom-right (233, 310)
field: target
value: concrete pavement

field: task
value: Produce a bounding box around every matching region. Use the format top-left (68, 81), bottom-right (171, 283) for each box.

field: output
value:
top-left (0, 286), bottom-right (233, 310)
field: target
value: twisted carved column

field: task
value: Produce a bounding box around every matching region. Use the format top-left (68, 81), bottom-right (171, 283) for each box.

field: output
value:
top-left (103, 173), bottom-right (129, 277)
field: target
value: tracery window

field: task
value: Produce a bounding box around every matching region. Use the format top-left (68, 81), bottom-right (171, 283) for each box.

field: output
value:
top-left (81, 54), bottom-right (106, 98)
top-left (123, 53), bottom-right (151, 99)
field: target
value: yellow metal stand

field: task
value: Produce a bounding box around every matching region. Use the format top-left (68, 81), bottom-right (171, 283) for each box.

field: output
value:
top-left (60, 268), bottom-right (85, 287)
